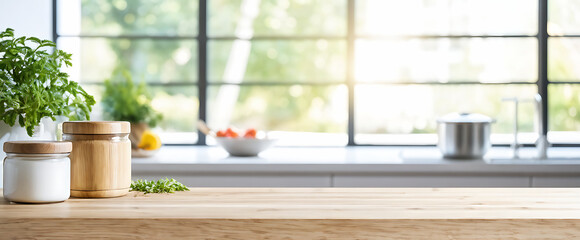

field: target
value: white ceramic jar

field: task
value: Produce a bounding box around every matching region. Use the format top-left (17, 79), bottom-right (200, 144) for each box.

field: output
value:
top-left (3, 141), bottom-right (72, 203)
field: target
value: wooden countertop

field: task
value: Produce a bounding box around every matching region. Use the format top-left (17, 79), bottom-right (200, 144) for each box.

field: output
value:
top-left (2, 188), bottom-right (580, 239)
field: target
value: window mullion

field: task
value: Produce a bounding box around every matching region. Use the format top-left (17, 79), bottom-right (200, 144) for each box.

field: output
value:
top-left (198, 0), bottom-right (208, 145)
top-left (538, 0), bottom-right (548, 137)
top-left (52, 0), bottom-right (58, 42)
top-left (347, 0), bottom-right (355, 146)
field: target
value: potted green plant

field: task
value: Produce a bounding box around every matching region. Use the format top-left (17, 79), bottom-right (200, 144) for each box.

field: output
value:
top-left (0, 28), bottom-right (95, 187)
top-left (0, 28), bottom-right (95, 138)
top-left (101, 69), bottom-right (162, 153)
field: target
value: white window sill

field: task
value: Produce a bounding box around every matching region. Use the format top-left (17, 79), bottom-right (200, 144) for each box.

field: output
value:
top-left (132, 145), bottom-right (580, 175)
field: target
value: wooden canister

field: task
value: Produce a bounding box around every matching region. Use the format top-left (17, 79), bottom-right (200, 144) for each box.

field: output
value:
top-left (62, 121), bottom-right (131, 198)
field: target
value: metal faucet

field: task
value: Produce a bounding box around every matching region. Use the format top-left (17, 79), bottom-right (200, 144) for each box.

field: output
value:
top-left (502, 94), bottom-right (549, 159)
top-left (502, 97), bottom-right (521, 158)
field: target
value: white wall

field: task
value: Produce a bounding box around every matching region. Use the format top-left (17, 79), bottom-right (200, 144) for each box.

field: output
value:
top-left (0, 0), bottom-right (52, 40)
top-left (0, 0), bottom-right (52, 188)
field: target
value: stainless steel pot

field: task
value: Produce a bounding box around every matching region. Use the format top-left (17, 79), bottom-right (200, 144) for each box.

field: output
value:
top-left (437, 113), bottom-right (495, 159)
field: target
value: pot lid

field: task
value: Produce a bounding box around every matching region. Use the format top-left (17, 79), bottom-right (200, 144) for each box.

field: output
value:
top-left (4, 141), bottom-right (72, 154)
top-left (437, 113), bottom-right (494, 123)
top-left (63, 121), bottom-right (131, 134)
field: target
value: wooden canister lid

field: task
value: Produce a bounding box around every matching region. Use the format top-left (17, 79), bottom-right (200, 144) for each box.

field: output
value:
top-left (4, 141), bottom-right (73, 154)
top-left (62, 121), bottom-right (131, 134)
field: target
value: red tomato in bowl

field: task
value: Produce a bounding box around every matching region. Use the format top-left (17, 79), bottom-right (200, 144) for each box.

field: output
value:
top-left (216, 130), bottom-right (227, 137)
top-left (243, 128), bottom-right (257, 138)
top-left (224, 128), bottom-right (239, 138)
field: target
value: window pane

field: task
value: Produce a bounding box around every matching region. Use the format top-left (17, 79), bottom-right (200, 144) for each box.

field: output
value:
top-left (357, 0), bottom-right (537, 36)
top-left (207, 85), bottom-right (347, 145)
top-left (150, 86), bottom-right (198, 134)
top-left (81, 85), bottom-right (106, 121)
top-left (549, 38), bottom-right (580, 82)
top-left (80, 84), bottom-right (198, 144)
top-left (208, 0), bottom-right (346, 37)
top-left (548, 85), bottom-right (580, 143)
top-left (355, 38), bottom-right (537, 83)
top-left (355, 84), bottom-right (538, 145)
top-left (548, 0), bottom-right (580, 35)
top-left (208, 40), bottom-right (346, 83)
top-left (58, 38), bottom-right (197, 83)
top-left (58, 0), bottom-right (198, 36)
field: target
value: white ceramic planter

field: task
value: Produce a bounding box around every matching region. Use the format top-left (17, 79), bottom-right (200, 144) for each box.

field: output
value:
top-left (0, 117), bottom-right (63, 188)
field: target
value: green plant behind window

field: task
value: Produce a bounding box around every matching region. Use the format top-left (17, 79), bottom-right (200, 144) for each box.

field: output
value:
top-left (102, 70), bottom-right (162, 127)
top-left (0, 28), bottom-right (95, 136)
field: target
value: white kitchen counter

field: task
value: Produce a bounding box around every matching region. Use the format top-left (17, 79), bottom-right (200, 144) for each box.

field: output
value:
top-left (133, 146), bottom-right (580, 173)
top-left (132, 146), bottom-right (580, 187)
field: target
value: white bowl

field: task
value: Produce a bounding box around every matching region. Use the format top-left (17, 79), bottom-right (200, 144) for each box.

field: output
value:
top-left (215, 138), bottom-right (277, 157)
top-left (131, 148), bottom-right (160, 158)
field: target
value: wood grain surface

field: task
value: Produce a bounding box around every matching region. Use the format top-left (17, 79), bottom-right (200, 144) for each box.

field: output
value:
top-left (65, 134), bottom-right (131, 198)
top-left (3, 141), bottom-right (72, 154)
top-left (62, 121), bottom-right (130, 135)
top-left (2, 188), bottom-right (580, 239)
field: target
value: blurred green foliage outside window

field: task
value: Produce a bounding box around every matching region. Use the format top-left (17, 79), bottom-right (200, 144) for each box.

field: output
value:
top-left (55, 0), bottom-right (580, 145)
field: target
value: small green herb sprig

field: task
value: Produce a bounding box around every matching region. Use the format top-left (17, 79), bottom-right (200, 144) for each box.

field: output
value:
top-left (130, 178), bottom-right (189, 194)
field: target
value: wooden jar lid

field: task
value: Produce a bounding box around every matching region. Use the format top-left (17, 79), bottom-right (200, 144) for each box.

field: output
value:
top-left (63, 121), bottom-right (131, 134)
top-left (4, 141), bottom-right (73, 154)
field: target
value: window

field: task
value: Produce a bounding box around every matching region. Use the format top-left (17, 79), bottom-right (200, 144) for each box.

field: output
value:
top-left (548, 0), bottom-right (580, 144)
top-left (57, 0), bottom-right (199, 144)
top-left (55, 0), bottom-right (580, 146)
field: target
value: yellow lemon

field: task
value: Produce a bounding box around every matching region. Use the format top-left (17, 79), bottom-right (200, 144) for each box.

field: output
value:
top-left (138, 130), bottom-right (162, 150)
